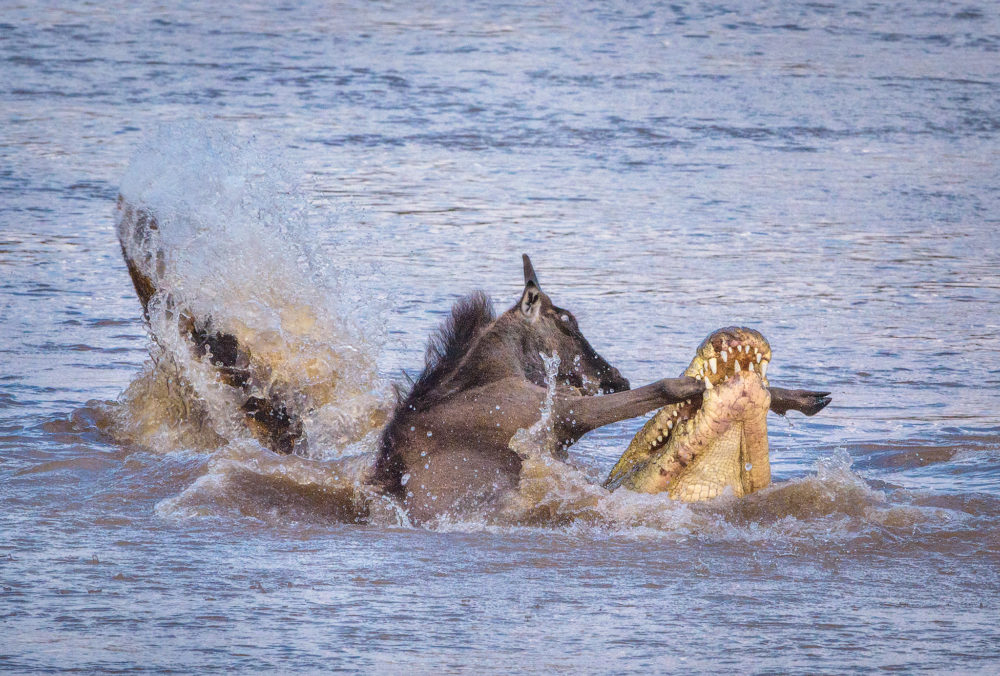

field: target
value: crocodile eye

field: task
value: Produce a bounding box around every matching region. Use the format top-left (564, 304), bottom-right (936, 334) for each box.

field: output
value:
top-left (561, 314), bottom-right (569, 322)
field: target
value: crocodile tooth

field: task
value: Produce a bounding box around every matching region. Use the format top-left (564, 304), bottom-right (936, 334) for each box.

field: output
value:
top-left (760, 360), bottom-right (768, 377)
top-left (709, 357), bottom-right (717, 374)
top-left (720, 350), bottom-right (728, 363)
top-left (756, 352), bottom-right (763, 363)
top-left (667, 420), bottom-right (673, 429)
top-left (657, 435), bottom-right (663, 443)
top-left (748, 362), bottom-right (755, 372)
top-left (704, 376), bottom-right (713, 390)
top-left (733, 360), bottom-right (741, 372)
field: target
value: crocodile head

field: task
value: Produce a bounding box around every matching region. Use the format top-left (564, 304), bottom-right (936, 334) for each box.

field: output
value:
top-left (605, 327), bottom-right (773, 501)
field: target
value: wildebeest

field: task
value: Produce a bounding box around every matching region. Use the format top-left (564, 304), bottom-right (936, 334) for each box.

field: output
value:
top-left (372, 255), bottom-right (830, 522)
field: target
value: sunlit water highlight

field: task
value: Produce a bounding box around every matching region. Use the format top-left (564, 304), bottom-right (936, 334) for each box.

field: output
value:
top-left (2, 1), bottom-right (999, 672)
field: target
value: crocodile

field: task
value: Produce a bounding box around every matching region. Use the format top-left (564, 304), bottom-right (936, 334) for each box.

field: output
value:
top-left (605, 327), bottom-right (812, 501)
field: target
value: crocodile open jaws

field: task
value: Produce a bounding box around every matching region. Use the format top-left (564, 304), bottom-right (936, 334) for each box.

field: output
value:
top-left (605, 327), bottom-right (779, 501)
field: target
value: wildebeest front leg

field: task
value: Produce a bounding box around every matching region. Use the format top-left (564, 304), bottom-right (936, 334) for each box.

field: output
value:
top-left (558, 377), bottom-right (705, 438)
top-left (767, 387), bottom-right (832, 416)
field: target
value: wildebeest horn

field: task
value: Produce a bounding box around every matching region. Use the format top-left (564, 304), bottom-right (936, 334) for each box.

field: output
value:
top-left (522, 253), bottom-right (540, 288)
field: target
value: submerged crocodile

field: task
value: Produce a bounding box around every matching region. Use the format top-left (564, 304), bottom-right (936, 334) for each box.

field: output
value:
top-left (607, 327), bottom-right (804, 501)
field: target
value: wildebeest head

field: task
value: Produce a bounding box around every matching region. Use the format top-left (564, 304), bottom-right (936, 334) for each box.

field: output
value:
top-left (516, 254), bottom-right (630, 395)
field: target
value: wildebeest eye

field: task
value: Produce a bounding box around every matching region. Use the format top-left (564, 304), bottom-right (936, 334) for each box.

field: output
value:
top-left (560, 314), bottom-right (569, 322)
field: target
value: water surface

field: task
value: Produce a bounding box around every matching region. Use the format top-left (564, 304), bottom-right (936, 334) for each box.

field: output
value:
top-left (2, 1), bottom-right (999, 672)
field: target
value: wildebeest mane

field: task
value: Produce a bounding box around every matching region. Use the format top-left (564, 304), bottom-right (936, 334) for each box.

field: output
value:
top-left (372, 291), bottom-right (496, 494)
top-left (403, 290), bottom-right (496, 412)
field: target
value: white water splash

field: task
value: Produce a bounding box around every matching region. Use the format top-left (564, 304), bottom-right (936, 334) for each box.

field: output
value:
top-left (507, 351), bottom-right (561, 459)
top-left (114, 123), bottom-right (391, 458)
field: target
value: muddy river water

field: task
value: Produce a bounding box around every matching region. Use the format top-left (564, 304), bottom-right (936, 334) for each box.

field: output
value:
top-left (2, 1), bottom-right (999, 672)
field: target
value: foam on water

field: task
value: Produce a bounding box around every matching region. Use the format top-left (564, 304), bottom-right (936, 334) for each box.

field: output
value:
top-left (488, 443), bottom-right (955, 541)
top-left (40, 390), bottom-right (985, 548)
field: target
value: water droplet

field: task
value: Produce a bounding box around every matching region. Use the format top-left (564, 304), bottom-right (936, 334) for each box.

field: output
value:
top-left (744, 462), bottom-right (753, 471)
top-left (426, 431), bottom-right (433, 437)
top-left (401, 473), bottom-right (410, 485)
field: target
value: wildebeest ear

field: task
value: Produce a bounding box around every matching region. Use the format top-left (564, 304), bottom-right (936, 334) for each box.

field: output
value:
top-left (522, 253), bottom-right (541, 289)
top-left (519, 280), bottom-right (542, 320)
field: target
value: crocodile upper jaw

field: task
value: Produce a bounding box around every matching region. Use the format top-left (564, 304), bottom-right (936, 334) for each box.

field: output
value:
top-left (606, 327), bottom-right (773, 501)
